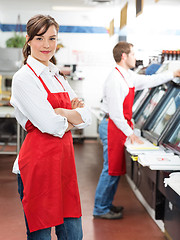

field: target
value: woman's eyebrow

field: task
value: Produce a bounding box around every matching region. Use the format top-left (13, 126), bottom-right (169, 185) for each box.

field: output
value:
top-left (36, 34), bottom-right (57, 37)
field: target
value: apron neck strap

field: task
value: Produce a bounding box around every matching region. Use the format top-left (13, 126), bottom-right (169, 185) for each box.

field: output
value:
top-left (27, 63), bottom-right (50, 94)
top-left (115, 67), bottom-right (129, 87)
top-left (54, 75), bottom-right (66, 91)
top-left (27, 63), bottom-right (66, 93)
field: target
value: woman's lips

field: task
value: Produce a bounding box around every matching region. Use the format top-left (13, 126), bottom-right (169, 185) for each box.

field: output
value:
top-left (41, 51), bottom-right (51, 54)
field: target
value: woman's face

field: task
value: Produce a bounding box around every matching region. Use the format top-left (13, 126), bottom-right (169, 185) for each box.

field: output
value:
top-left (27, 25), bottom-right (58, 66)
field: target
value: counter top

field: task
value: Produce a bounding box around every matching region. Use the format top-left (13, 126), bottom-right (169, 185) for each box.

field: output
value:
top-left (138, 153), bottom-right (180, 170)
top-left (164, 172), bottom-right (180, 196)
top-left (125, 137), bottom-right (180, 171)
top-left (0, 106), bottom-right (15, 118)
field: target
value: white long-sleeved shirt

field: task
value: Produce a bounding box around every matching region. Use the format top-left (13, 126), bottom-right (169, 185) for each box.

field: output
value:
top-left (101, 64), bottom-right (174, 137)
top-left (11, 55), bottom-right (92, 174)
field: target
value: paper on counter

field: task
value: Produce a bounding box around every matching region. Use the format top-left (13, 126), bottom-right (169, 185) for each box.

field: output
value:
top-left (138, 153), bottom-right (180, 167)
top-left (125, 137), bottom-right (159, 154)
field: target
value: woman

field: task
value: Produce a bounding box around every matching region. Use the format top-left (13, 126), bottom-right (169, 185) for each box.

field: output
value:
top-left (11, 14), bottom-right (91, 240)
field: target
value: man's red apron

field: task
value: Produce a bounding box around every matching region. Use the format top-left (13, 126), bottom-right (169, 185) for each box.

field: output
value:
top-left (108, 67), bottom-right (135, 176)
top-left (18, 64), bottom-right (81, 232)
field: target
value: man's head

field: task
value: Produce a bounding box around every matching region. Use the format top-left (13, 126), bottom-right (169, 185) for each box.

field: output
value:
top-left (113, 41), bottom-right (136, 70)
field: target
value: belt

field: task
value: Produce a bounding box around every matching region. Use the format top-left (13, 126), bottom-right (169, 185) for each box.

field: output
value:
top-left (104, 113), bottom-right (109, 119)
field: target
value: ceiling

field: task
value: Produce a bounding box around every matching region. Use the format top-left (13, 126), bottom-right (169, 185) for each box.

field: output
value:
top-left (0, 0), bottom-right (180, 12)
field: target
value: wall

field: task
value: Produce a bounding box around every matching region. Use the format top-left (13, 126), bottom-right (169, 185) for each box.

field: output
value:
top-left (116, 1), bottom-right (180, 64)
top-left (0, 1), bottom-right (180, 137)
top-left (0, 7), bottom-right (118, 137)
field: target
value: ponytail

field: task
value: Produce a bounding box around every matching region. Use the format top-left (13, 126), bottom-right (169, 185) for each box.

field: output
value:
top-left (23, 41), bottom-right (31, 65)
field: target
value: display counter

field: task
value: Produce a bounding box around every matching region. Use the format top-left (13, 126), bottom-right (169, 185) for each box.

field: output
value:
top-left (163, 173), bottom-right (180, 240)
top-left (125, 134), bottom-right (180, 239)
top-left (142, 82), bottom-right (180, 145)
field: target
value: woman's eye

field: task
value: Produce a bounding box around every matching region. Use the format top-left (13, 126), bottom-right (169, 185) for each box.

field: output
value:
top-left (36, 37), bottom-right (43, 40)
top-left (50, 37), bottom-right (56, 41)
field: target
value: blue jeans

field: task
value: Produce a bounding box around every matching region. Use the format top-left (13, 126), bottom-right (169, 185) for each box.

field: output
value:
top-left (93, 118), bottom-right (120, 216)
top-left (17, 174), bottom-right (83, 240)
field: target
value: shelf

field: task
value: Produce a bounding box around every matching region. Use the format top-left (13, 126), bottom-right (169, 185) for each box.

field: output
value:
top-left (0, 143), bottom-right (17, 155)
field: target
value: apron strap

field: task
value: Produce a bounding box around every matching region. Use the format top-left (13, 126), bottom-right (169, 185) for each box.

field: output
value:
top-left (27, 63), bottom-right (66, 94)
top-left (115, 67), bottom-right (129, 87)
top-left (54, 75), bottom-right (66, 91)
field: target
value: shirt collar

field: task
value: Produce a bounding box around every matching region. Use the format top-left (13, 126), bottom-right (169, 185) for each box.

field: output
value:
top-left (115, 64), bottom-right (131, 78)
top-left (27, 56), bottom-right (59, 77)
top-left (48, 61), bottom-right (60, 75)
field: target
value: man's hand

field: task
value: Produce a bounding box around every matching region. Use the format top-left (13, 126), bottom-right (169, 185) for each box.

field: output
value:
top-left (173, 69), bottom-right (180, 78)
top-left (71, 98), bottom-right (84, 109)
top-left (129, 133), bottom-right (144, 144)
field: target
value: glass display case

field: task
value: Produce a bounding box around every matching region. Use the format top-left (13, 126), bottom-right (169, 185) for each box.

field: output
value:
top-left (132, 60), bottom-right (180, 122)
top-left (133, 87), bottom-right (157, 123)
top-left (133, 83), bottom-right (168, 128)
top-left (160, 109), bottom-right (180, 155)
top-left (142, 83), bottom-right (180, 145)
top-left (133, 89), bottom-right (147, 113)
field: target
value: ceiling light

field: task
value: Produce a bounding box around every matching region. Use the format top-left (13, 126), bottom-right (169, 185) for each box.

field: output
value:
top-left (87, 0), bottom-right (114, 3)
top-left (92, 0), bottom-right (114, 2)
top-left (52, 6), bottom-right (94, 11)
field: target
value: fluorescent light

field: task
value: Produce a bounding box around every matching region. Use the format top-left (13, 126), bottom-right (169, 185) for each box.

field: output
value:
top-left (52, 6), bottom-right (94, 11)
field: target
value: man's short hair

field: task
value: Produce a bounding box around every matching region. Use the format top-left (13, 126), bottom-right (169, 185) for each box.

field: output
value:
top-left (113, 41), bottom-right (133, 63)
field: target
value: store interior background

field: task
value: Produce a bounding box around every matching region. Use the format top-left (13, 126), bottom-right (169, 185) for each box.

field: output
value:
top-left (0, 0), bottom-right (180, 138)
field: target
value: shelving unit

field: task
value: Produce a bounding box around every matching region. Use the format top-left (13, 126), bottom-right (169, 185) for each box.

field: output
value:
top-left (0, 106), bottom-right (25, 155)
top-left (67, 77), bottom-right (85, 141)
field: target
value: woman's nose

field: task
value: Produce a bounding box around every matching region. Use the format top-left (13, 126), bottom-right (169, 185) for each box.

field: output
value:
top-left (43, 40), bottom-right (49, 48)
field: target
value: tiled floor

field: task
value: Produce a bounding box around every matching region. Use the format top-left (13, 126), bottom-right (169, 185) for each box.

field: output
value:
top-left (0, 140), bottom-right (166, 240)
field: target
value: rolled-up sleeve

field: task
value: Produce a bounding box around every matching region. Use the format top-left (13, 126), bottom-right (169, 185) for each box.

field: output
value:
top-left (73, 106), bottom-right (92, 129)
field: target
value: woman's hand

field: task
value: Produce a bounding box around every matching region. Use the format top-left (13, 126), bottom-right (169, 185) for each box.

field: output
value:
top-left (71, 98), bottom-right (84, 109)
top-left (54, 108), bottom-right (65, 117)
top-left (66, 122), bottom-right (74, 132)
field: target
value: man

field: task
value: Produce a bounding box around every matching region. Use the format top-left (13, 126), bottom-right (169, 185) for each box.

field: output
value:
top-left (93, 41), bottom-right (180, 219)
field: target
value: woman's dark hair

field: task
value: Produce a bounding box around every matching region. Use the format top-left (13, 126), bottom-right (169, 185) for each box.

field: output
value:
top-left (113, 41), bottom-right (133, 63)
top-left (23, 14), bottom-right (59, 65)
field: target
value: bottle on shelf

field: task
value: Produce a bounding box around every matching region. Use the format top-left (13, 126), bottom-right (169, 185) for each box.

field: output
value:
top-left (172, 50), bottom-right (177, 61)
top-left (177, 50), bottom-right (180, 60)
top-left (168, 50), bottom-right (173, 61)
top-left (161, 49), bottom-right (180, 62)
top-left (164, 50), bottom-right (169, 61)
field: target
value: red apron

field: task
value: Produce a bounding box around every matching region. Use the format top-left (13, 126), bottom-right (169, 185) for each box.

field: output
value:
top-left (18, 64), bottom-right (81, 232)
top-left (108, 67), bottom-right (135, 176)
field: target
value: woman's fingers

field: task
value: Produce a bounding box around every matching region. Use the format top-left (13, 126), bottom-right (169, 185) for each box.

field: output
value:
top-left (71, 98), bottom-right (84, 109)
